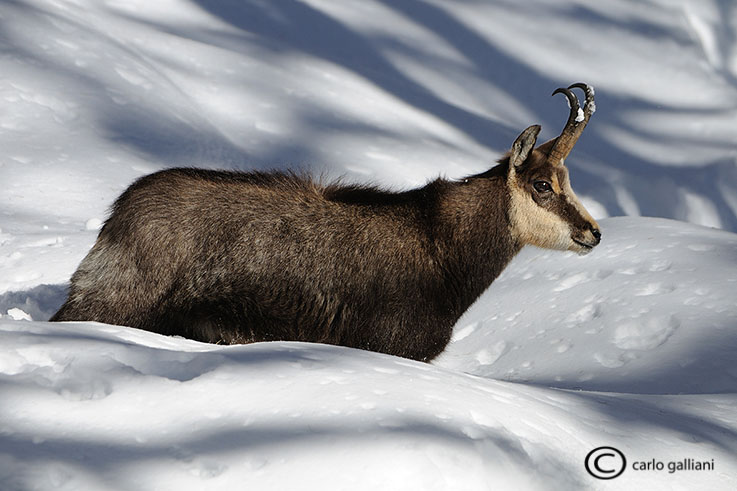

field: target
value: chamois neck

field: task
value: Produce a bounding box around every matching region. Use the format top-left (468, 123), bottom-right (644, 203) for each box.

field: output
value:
top-left (429, 175), bottom-right (521, 315)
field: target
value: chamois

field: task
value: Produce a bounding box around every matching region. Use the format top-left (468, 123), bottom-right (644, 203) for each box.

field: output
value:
top-left (51, 83), bottom-right (601, 361)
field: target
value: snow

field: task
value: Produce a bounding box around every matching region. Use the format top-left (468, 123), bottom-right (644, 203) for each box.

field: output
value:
top-left (6, 308), bottom-right (32, 322)
top-left (436, 218), bottom-right (737, 395)
top-left (1, 0), bottom-right (737, 489)
top-left (575, 107), bottom-right (585, 123)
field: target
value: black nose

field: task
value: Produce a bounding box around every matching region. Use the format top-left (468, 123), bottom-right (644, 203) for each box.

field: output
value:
top-left (591, 227), bottom-right (601, 243)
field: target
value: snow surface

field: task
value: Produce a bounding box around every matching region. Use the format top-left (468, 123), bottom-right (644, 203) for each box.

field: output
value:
top-left (1, 0), bottom-right (737, 489)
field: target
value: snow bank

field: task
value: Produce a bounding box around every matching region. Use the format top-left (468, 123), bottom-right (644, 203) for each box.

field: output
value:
top-left (437, 217), bottom-right (737, 395)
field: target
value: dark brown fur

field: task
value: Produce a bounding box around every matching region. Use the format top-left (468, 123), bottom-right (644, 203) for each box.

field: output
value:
top-left (51, 165), bottom-right (522, 361)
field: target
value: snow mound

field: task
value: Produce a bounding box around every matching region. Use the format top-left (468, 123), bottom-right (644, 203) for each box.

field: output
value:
top-left (437, 217), bottom-right (737, 395)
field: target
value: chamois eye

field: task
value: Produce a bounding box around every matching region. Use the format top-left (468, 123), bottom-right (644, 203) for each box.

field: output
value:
top-left (533, 180), bottom-right (553, 193)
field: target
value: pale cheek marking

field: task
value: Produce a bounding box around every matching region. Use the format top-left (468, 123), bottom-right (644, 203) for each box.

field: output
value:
top-left (508, 177), bottom-right (572, 251)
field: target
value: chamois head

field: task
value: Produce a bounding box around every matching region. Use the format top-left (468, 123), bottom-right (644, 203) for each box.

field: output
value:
top-left (506, 83), bottom-right (601, 254)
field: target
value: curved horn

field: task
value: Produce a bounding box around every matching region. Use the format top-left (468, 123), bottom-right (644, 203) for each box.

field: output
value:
top-left (547, 83), bottom-right (595, 165)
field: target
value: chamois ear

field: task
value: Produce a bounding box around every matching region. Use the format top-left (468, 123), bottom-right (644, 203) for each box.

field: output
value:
top-left (509, 125), bottom-right (541, 172)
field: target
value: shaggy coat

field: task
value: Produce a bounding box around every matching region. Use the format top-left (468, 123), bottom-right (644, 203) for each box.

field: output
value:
top-left (51, 166), bottom-right (522, 361)
top-left (52, 85), bottom-right (602, 361)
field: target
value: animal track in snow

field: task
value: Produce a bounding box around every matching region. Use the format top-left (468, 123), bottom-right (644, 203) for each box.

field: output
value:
top-left (648, 259), bottom-right (672, 272)
top-left (613, 315), bottom-right (680, 351)
top-left (553, 272), bottom-right (590, 292)
top-left (594, 353), bottom-right (624, 368)
top-left (475, 340), bottom-right (508, 366)
top-left (555, 341), bottom-right (572, 353)
top-left (620, 258), bottom-right (674, 276)
top-left (593, 352), bottom-right (625, 368)
top-left (593, 351), bottom-right (638, 369)
top-left (633, 282), bottom-right (676, 297)
top-left (565, 303), bottom-right (602, 324)
top-left (687, 243), bottom-right (715, 252)
top-left (553, 269), bottom-right (612, 292)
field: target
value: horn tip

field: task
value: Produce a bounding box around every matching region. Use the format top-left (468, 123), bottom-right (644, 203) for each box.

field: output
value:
top-left (568, 82), bottom-right (595, 96)
top-left (551, 87), bottom-right (567, 97)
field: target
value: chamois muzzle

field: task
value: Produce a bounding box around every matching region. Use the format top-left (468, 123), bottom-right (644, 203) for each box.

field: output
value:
top-left (572, 225), bottom-right (601, 254)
